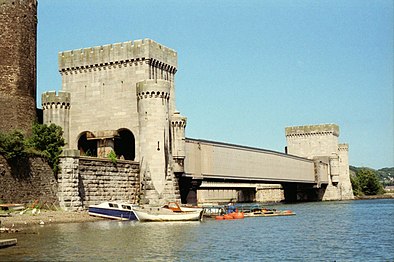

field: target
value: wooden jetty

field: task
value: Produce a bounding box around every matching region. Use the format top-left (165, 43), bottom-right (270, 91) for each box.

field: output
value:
top-left (0, 238), bottom-right (17, 248)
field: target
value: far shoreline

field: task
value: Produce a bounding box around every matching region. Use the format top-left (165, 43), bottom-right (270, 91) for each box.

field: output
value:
top-left (354, 193), bottom-right (394, 200)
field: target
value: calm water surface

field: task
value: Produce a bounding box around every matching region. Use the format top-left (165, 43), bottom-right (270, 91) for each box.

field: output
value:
top-left (1, 199), bottom-right (393, 261)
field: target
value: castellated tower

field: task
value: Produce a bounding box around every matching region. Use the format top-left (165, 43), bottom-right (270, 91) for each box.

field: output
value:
top-left (0, 0), bottom-right (37, 133)
top-left (45, 38), bottom-right (183, 205)
top-left (338, 143), bottom-right (353, 199)
top-left (137, 79), bottom-right (171, 203)
top-left (171, 111), bottom-right (187, 173)
top-left (57, 39), bottom-right (177, 152)
top-left (285, 124), bottom-right (354, 200)
top-left (41, 91), bottom-right (71, 147)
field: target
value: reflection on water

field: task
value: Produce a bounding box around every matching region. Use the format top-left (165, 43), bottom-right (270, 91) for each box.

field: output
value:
top-left (1, 199), bottom-right (393, 261)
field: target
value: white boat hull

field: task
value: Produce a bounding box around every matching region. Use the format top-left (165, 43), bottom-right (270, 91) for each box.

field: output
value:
top-left (134, 208), bottom-right (203, 222)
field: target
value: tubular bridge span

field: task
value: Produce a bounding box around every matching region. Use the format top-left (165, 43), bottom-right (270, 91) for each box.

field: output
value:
top-left (184, 138), bottom-right (320, 184)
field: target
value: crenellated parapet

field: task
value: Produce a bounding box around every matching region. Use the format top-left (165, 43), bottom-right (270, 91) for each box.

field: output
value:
top-left (42, 91), bottom-right (71, 109)
top-left (285, 124), bottom-right (340, 159)
top-left (285, 124), bottom-right (339, 138)
top-left (171, 114), bottom-right (187, 128)
top-left (136, 79), bottom-right (171, 100)
top-left (58, 39), bottom-right (177, 76)
top-left (338, 143), bottom-right (348, 152)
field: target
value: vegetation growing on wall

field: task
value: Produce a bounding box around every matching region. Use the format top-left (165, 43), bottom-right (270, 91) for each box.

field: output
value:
top-left (26, 123), bottom-right (65, 173)
top-left (108, 150), bottom-right (117, 164)
top-left (0, 123), bottom-right (65, 173)
top-left (350, 167), bottom-right (385, 196)
top-left (0, 130), bottom-right (26, 160)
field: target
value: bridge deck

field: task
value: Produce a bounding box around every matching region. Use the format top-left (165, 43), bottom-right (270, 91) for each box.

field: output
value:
top-left (184, 138), bottom-right (316, 183)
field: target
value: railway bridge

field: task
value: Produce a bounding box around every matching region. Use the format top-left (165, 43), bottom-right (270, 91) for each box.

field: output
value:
top-left (41, 38), bottom-right (353, 208)
top-left (179, 124), bottom-right (354, 204)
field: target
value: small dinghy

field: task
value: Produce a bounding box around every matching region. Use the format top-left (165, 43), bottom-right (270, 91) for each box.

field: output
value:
top-left (133, 206), bottom-right (203, 222)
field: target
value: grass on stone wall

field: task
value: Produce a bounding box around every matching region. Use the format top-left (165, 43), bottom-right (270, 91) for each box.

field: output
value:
top-left (108, 150), bottom-right (117, 164)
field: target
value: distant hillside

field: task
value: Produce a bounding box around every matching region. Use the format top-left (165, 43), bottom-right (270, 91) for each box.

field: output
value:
top-left (350, 166), bottom-right (394, 186)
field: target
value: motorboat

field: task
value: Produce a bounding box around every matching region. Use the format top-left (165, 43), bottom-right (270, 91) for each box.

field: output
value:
top-left (88, 202), bottom-right (138, 221)
top-left (133, 206), bottom-right (203, 222)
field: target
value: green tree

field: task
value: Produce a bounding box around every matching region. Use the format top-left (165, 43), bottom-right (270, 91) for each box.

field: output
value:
top-left (0, 130), bottom-right (26, 160)
top-left (350, 174), bottom-right (362, 196)
top-left (27, 123), bottom-right (65, 173)
top-left (351, 168), bottom-right (385, 196)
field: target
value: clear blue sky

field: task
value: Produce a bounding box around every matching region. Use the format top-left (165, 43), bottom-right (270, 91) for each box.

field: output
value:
top-left (37, 0), bottom-right (393, 169)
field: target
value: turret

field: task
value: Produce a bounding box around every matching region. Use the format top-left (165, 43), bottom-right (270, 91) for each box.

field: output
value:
top-left (171, 111), bottom-right (187, 172)
top-left (137, 79), bottom-right (171, 201)
top-left (338, 143), bottom-right (353, 199)
top-left (41, 91), bottom-right (71, 147)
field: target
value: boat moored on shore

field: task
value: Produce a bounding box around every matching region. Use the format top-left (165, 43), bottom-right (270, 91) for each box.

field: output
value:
top-left (88, 202), bottom-right (138, 221)
top-left (134, 206), bottom-right (203, 222)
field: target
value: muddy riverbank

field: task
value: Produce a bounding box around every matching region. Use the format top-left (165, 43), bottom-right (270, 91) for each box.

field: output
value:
top-left (0, 209), bottom-right (102, 232)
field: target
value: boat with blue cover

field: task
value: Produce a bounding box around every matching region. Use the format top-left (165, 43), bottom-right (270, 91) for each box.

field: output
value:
top-left (88, 202), bottom-right (138, 221)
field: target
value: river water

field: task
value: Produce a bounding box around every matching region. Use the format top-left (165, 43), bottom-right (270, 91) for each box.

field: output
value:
top-left (1, 199), bottom-right (393, 261)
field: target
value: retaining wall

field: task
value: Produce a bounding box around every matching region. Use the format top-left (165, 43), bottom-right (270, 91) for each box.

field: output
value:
top-left (0, 155), bottom-right (58, 205)
top-left (58, 152), bottom-right (140, 210)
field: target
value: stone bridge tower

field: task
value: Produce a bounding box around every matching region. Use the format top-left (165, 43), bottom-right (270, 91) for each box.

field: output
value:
top-left (285, 124), bottom-right (354, 200)
top-left (0, 0), bottom-right (37, 134)
top-left (43, 39), bottom-right (185, 206)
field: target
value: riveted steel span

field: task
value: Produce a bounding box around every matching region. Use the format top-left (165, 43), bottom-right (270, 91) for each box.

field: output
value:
top-left (184, 138), bottom-right (316, 183)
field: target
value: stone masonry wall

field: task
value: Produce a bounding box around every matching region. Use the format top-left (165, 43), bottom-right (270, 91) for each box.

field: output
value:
top-left (58, 153), bottom-right (140, 210)
top-left (255, 184), bottom-right (284, 203)
top-left (0, 0), bottom-right (37, 134)
top-left (0, 155), bottom-right (58, 205)
top-left (79, 157), bottom-right (140, 207)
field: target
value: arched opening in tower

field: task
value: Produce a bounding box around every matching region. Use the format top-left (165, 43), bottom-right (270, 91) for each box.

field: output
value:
top-left (78, 132), bottom-right (97, 157)
top-left (114, 129), bottom-right (135, 160)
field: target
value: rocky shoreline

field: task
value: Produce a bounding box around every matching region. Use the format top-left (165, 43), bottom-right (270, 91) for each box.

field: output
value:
top-left (0, 209), bottom-right (103, 232)
top-left (354, 193), bottom-right (394, 200)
